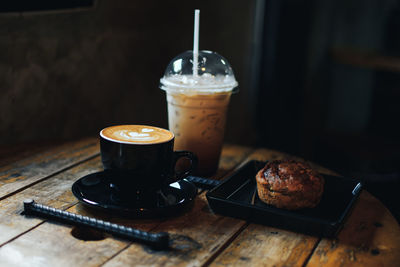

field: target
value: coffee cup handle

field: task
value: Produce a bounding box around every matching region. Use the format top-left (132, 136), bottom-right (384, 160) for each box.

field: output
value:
top-left (172, 151), bottom-right (198, 180)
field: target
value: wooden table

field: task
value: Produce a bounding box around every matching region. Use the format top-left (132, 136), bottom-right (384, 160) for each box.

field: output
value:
top-left (0, 137), bottom-right (399, 266)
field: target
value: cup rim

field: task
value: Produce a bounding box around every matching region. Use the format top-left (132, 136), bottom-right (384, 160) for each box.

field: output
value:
top-left (100, 124), bottom-right (174, 145)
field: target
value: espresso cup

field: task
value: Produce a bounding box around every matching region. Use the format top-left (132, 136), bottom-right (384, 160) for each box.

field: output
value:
top-left (100, 125), bottom-right (197, 197)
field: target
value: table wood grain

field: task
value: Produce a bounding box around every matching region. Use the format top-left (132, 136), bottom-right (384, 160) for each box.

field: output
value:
top-left (0, 138), bottom-right (398, 267)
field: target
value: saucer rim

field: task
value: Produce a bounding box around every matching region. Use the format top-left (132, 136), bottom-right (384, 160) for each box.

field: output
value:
top-left (71, 171), bottom-right (197, 217)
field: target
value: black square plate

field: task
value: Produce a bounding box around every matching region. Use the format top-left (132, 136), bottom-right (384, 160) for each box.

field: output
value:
top-left (206, 160), bottom-right (362, 237)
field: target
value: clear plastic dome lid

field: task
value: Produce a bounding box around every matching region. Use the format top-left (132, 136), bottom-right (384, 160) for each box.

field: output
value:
top-left (160, 50), bottom-right (238, 94)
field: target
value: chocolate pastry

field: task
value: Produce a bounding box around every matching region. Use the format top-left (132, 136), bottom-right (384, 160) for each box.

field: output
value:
top-left (255, 159), bottom-right (324, 210)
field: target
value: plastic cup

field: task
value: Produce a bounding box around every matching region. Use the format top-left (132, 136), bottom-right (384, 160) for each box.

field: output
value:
top-left (160, 50), bottom-right (238, 176)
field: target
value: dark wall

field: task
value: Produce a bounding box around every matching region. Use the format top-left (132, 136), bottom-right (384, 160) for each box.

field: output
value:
top-left (0, 0), bottom-right (255, 145)
top-left (249, 0), bottom-right (400, 173)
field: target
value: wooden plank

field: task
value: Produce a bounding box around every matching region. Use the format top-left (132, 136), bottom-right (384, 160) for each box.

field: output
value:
top-left (106, 194), bottom-right (246, 267)
top-left (0, 155), bottom-right (164, 267)
top-left (0, 144), bottom-right (253, 267)
top-left (211, 144), bottom-right (254, 180)
top-left (210, 224), bottom-right (318, 267)
top-left (0, 218), bottom-right (130, 267)
top-left (307, 191), bottom-right (400, 267)
top-left (0, 157), bottom-right (102, 245)
top-left (101, 147), bottom-right (316, 267)
top-left (0, 137), bottom-right (99, 199)
top-left (0, 157), bottom-right (161, 246)
top-left (0, 140), bottom-right (60, 167)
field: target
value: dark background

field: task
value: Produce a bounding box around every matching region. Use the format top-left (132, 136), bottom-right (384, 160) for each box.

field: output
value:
top-left (1, 0), bottom-right (399, 219)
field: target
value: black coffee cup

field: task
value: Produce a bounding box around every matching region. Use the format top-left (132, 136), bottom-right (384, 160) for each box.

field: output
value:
top-left (100, 125), bottom-right (197, 198)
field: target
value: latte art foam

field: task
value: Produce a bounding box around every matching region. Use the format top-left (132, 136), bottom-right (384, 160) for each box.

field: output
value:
top-left (115, 129), bottom-right (159, 142)
top-left (101, 125), bottom-right (173, 144)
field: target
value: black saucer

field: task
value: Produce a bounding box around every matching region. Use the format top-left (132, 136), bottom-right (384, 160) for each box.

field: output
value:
top-left (71, 171), bottom-right (197, 218)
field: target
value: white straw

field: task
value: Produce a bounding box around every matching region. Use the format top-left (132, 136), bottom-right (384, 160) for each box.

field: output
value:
top-left (193, 9), bottom-right (200, 76)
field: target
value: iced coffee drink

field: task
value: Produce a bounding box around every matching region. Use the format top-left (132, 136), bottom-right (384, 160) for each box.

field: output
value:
top-left (160, 50), bottom-right (238, 175)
